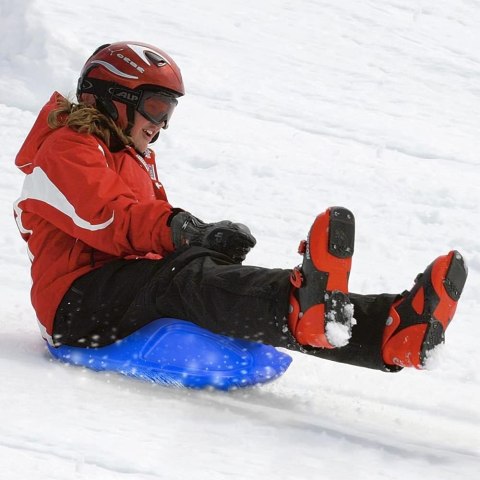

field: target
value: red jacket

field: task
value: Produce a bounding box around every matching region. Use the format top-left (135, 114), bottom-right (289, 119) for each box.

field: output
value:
top-left (14, 93), bottom-right (176, 341)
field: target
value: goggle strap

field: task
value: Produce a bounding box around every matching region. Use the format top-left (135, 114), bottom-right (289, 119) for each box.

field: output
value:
top-left (78, 77), bottom-right (140, 107)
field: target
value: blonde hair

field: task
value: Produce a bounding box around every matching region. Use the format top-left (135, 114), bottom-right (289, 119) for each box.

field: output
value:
top-left (47, 96), bottom-right (132, 148)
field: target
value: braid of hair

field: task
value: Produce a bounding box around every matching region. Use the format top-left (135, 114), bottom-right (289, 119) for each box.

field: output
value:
top-left (47, 96), bottom-right (132, 148)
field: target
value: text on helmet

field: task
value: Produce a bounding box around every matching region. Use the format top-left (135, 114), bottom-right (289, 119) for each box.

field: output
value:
top-left (116, 54), bottom-right (145, 74)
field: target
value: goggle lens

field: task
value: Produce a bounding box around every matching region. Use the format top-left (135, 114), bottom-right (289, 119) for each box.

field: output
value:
top-left (137, 91), bottom-right (178, 127)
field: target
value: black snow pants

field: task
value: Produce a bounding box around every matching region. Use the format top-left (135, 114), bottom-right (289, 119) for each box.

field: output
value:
top-left (53, 247), bottom-right (399, 372)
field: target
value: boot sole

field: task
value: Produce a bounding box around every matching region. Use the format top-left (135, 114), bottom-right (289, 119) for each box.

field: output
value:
top-left (328, 207), bottom-right (355, 259)
top-left (444, 251), bottom-right (467, 301)
top-left (388, 250), bottom-right (467, 367)
top-left (301, 207), bottom-right (355, 311)
top-left (420, 250), bottom-right (467, 365)
top-left (294, 207), bottom-right (355, 348)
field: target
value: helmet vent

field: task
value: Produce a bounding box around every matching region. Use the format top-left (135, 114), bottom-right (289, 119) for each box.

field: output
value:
top-left (144, 50), bottom-right (169, 67)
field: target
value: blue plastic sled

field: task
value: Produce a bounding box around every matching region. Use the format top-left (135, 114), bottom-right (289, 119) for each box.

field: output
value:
top-left (47, 318), bottom-right (292, 390)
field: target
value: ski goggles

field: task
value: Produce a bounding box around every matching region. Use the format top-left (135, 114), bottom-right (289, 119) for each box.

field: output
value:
top-left (136, 90), bottom-right (178, 128)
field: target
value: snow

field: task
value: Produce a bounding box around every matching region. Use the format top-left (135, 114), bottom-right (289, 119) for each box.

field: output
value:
top-left (325, 320), bottom-right (351, 348)
top-left (1, 0), bottom-right (479, 478)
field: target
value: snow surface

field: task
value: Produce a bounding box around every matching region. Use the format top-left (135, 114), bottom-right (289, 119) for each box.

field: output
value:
top-left (1, 0), bottom-right (480, 478)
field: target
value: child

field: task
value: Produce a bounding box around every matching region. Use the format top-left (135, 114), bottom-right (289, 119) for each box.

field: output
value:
top-left (14, 41), bottom-right (468, 373)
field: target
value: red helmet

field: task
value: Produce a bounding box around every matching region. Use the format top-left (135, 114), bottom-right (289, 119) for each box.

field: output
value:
top-left (77, 41), bottom-right (184, 130)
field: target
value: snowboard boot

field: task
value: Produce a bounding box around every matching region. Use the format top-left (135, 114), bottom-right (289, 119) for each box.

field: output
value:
top-left (288, 207), bottom-right (355, 349)
top-left (382, 250), bottom-right (468, 369)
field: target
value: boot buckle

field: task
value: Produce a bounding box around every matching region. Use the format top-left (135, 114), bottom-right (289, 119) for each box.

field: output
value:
top-left (290, 267), bottom-right (303, 288)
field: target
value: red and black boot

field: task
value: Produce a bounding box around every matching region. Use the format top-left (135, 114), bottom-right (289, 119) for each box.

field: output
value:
top-left (288, 207), bottom-right (355, 349)
top-left (382, 250), bottom-right (468, 369)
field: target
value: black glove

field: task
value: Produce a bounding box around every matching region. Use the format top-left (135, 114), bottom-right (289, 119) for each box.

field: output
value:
top-left (170, 211), bottom-right (256, 263)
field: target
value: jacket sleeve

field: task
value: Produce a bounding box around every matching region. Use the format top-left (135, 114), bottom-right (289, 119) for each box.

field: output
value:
top-left (18, 130), bottom-right (175, 257)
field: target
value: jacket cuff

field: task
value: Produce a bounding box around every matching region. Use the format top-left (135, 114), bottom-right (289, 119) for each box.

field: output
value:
top-left (166, 208), bottom-right (185, 227)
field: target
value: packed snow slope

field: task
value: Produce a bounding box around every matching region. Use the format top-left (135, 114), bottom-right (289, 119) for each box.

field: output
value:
top-left (1, 1), bottom-right (479, 479)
